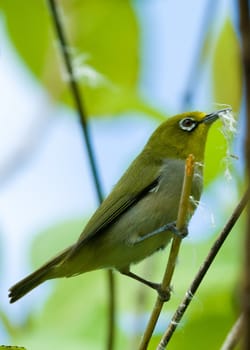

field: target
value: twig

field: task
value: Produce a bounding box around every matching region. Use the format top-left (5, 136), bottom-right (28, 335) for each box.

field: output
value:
top-left (107, 271), bottom-right (115, 350)
top-left (238, 1), bottom-right (250, 349)
top-left (220, 315), bottom-right (243, 350)
top-left (46, 0), bottom-right (103, 202)
top-left (46, 2), bottom-right (116, 349)
top-left (157, 188), bottom-right (249, 349)
top-left (138, 154), bottom-right (195, 350)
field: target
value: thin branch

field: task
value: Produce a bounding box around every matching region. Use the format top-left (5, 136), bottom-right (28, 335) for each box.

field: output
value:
top-left (220, 315), bottom-right (243, 350)
top-left (239, 1), bottom-right (250, 349)
top-left (157, 188), bottom-right (249, 349)
top-left (138, 154), bottom-right (195, 350)
top-left (46, 2), bottom-right (115, 349)
top-left (107, 271), bottom-right (115, 350)
top-left (47, 0), bottom-right (103, 202)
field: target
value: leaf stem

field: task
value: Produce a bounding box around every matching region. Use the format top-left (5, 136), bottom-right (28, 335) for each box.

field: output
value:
top-left (138, 154), bottom-right (195, 350)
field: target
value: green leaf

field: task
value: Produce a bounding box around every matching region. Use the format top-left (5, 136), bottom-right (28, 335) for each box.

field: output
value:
top-left (62, 0), bottom-right (139, 89)
top-left (208, 18), bottom-right (241, 184)
top-left (203, 122), bottom-right (229, 185)
top-left (212, 18), bottom-right (243, 113)
top-left (0, 347), bottom-right (26, 350)
top-left (0, 1), bottom-right (51, 77)
top-left (1, 0), bottom-right (166, 119)
top-left (30, 219), bottom-right (85, 267)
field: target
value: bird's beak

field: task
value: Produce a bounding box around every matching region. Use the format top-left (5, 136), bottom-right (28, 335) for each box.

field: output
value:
top-left (202, 108), bottom-right (232, 124)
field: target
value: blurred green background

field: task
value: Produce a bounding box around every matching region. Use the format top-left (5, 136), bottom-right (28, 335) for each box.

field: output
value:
top-left (0, 0), bottom-right (245, 349)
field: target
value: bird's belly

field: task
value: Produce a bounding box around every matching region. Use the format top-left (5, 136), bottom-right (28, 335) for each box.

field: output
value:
top-left (63, 190), bottom-right (177, 275)
top-left (64, 159), bottom-right (202, 274)
top-left (103, 175), bottom-right (184, 269)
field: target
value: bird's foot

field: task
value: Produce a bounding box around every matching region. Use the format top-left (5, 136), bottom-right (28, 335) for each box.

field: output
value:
top-left (155, 284), bottom-right (172, 302)
top-left (164, 221), bottom-right (188, 239)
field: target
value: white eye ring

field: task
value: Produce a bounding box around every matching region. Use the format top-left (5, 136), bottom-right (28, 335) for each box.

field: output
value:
top-left (179, 118), bottom-right (197, 131)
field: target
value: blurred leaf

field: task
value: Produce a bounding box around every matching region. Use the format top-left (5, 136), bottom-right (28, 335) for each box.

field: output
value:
top-left (62, 0), bottom-right (138, 89)
top-left (203, 121), bottom-right (230, 185)
top-left (212, 18), bottom-right (243, 113)
top-left (30, 218), bottom-right (85, 267)
top-left (0, 347), bottom-right (26, 350)
top-left (207, 18), bottom-right (242, 184)
top-left (0, 1), bottom-right (51, 77)
top-left (0, 0), bottom-right (166, 119)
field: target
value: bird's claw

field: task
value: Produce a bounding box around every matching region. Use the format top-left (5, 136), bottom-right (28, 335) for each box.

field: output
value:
top-left (165, 221), bottom-right (188, 239)
top-left (156, 284), bottom-right (171, 302)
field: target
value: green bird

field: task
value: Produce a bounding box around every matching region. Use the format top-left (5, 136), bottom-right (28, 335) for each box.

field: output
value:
top-left (9, 109), bottom-right (229, 303)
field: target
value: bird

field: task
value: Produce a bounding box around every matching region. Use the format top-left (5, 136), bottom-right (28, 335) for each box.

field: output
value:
top-left (9, 109), bottom-right (229, 303)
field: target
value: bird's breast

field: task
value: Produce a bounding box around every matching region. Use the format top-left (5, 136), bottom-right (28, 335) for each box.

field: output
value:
top-left (158, 158), bottom-right (203, 216)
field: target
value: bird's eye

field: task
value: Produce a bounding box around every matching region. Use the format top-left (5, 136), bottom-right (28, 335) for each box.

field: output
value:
top-left (179, 118), bottom-right (197, 132)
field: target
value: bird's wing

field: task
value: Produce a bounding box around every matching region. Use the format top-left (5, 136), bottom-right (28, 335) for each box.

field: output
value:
top-left (72, 157), bottom-right (160, 251)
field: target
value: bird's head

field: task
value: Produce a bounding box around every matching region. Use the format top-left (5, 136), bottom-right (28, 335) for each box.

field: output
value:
top-left (145, 109), bottom-right (231, 162)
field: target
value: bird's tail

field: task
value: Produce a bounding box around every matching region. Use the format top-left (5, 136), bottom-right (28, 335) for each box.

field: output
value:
top-left (9, 245), bottom-right (73, 303)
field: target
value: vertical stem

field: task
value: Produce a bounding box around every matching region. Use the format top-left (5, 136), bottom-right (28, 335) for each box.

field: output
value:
top-left (107, 271), bottom-right (115, 350)
top-left (47, 1), bottom-right (116, 349)
top-left (138, 155), bottom-right (195, 350)
top-left (239, 1), bottom-right (250, 349)
top-left (47, 0), bottom-right (103, 202)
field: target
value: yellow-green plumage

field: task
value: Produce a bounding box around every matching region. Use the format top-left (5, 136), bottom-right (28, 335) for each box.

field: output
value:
top-left (9, 110), bottom-right (220, 303)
